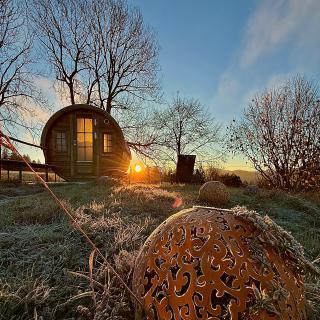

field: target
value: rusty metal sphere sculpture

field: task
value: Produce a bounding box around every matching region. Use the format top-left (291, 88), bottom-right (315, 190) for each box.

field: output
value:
top-left (132, 206), bottom-right (305, 320)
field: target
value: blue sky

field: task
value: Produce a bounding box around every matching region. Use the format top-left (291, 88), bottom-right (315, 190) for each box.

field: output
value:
top-left (132, 0), bottom-right (257, 111)
top-left (18, 0), bottom-right (320, 169)
top-left (130, 0), bottom-right (320, 169)
top-left (132, 0), bottom-right (320, 122)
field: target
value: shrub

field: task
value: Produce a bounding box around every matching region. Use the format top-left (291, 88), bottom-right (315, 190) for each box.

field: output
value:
top-left (219, 173), bottom-right (242, 187)
top-left (192, 169), bottom-right (205, 184)
top-left (244, 184), bottom-right (260, 195)
top-left (204, 166), bottom-right (220, 181)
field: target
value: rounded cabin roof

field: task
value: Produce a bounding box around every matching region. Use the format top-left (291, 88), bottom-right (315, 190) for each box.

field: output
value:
top-left (41, 104), bottom-right (130, 155)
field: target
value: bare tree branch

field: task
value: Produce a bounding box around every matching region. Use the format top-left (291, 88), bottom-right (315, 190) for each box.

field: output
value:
top-left (0, 0), bottom-right (49, 135)
top-left (30, 0), bottom-right (160, 114)
top-left (30, 0), bottom-right (89, 105)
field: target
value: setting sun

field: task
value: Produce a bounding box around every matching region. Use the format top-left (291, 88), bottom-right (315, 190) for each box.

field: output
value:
top-left (134, 164), bottom-right (142, 173)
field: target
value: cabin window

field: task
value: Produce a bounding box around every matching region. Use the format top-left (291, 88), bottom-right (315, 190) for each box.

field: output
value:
top-left (77, 117), bottom-right (93, 161)
top-left (103, 133), bottom-right (112, 153)
top-left (55, 132), bottom-right (67, 152)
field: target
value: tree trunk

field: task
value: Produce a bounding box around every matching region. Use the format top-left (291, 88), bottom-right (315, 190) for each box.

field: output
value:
top-left (106, 97), bottom-right (112, 114)
top-left (69, 84), bottom-right (75, 105)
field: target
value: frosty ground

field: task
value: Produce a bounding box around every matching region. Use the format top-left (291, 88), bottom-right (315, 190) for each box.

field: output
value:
top-left (0, 182), bottom-right (319, 319)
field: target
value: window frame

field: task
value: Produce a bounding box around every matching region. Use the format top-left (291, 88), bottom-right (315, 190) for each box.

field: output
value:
top-left (55, 131), bottom-right (67, 153)
top-left (102, 132), bottom-right (113, 154)
top-left (76, 115), bottom-right (94, 162)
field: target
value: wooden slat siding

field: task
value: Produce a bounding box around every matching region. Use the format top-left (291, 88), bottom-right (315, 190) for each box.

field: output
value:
top-left (97, 113), bottom-right (130, 175)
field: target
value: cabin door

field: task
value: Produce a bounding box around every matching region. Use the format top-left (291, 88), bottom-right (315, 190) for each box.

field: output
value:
top-left (75, 115), bottom-right (95, 177)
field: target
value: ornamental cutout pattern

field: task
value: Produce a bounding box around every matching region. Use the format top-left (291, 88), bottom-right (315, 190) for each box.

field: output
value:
top-left (132, 207), bottom-right (305, 320)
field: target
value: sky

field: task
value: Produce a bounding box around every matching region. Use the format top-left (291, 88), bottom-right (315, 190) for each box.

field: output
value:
top-left (17, 0), bottom-right (320, 170)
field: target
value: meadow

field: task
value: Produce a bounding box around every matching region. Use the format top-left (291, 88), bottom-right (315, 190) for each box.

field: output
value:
top-left (0, 181), bottom-right (319, 319)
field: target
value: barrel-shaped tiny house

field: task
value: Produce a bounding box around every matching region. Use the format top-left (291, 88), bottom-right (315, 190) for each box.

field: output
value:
top-left (41, 104), bottom-right (131, 181)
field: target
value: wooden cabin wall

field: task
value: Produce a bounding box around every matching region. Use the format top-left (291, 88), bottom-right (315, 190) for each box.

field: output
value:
top-left (96, 113), bottom-right (130, 176)
top-left (44, 110), bottom-right (130, 180)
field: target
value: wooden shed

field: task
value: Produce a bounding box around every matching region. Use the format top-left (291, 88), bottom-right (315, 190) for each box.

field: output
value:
top-left (41, 104), bottom-right (131, 181)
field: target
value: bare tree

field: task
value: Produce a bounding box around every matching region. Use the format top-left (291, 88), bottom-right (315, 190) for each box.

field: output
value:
top-left (0, 0), bottom-right (47, 134)
top-left (31, 0), bottom-right (160, 113)
top-left (30, 0), bottom-right (160, 157)
top-left (155, 94), bottom-right (222, 165)
top-left (228, 75), bottom-right (320, 190)
top-left (31, 0), bottom-right (89, 105)
top-left (86, 0), bottom-right (160, 113)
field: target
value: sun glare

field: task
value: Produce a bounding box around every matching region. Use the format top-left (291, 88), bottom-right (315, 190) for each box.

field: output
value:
top-left (134, 164), bottom-right (142, 173)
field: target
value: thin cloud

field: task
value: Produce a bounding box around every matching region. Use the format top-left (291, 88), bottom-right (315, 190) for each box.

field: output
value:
top-left (33, 76), bottom-right (69, 109)
top-left (241, 0), bottom-right (320, 67)
top-left (211, 71), bottom-right (241, 119)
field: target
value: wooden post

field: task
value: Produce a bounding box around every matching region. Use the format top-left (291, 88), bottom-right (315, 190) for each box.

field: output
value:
top-left (128, 166), bottom-right (131, 184)
top-left (94, 118), bottom-right (99, 178)
top-left (55, 172), bottom-right (57, 182)
top-left (0, 144), bottom-right (2, 181)
top-left (45, 167), bottom-right (49, 182)
top-left (19, 164), bottom-right (22, 183)
top-left (7, 169), bottom-right (9, 181)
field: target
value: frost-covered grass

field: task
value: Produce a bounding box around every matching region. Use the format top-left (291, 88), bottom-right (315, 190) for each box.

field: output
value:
top-left (0, 182), bottom-right (319, 319)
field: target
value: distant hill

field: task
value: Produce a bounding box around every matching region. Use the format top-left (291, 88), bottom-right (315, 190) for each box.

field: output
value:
top-left (219, 169), bottom-right (259, 184)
